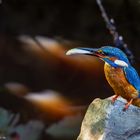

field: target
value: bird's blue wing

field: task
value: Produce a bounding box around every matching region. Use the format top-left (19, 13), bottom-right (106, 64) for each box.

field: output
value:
top-left (124, 66), bottom-right (140, 91)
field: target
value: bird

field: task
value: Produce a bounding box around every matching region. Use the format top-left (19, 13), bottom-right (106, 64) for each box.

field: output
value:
top-left (66, 46), bottom-right (140, 110)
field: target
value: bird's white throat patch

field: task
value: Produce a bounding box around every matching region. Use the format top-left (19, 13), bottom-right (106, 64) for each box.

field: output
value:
top-left (114, 60), bottom-right (128, 67)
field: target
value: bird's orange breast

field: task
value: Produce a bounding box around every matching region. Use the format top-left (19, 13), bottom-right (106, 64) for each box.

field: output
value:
top-left (104, 63), bottom-right (138, 101)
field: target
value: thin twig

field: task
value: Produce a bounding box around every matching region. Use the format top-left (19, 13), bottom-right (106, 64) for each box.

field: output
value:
top-left (96, 0), bottom-right (134, 63)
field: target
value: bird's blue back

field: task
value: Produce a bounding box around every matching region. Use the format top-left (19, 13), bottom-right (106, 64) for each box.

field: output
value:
top-left (124, 66), bottom-right (140, 93)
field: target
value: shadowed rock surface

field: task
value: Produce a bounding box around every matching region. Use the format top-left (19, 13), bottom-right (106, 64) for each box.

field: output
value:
top-left (0, 108), bottom-right (44, 140)
top-left (77, 97), bottom-right (140, 140)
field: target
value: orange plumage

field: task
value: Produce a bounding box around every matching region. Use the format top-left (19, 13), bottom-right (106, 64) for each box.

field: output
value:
top-left (104, 63), bottom-right (140, 107)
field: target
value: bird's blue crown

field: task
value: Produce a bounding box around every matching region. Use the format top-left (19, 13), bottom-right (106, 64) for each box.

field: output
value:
top-left (100, 46), bottom-right (130, 65)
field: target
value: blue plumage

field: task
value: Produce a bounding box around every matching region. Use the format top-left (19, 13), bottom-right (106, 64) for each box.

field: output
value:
top-left (101, 46), bottom-right (140, 92)
top-left (124, 66), bottom-right (140, 92)
top-left (102, 46), bottom-right (140, 95)
top-left (101, 46), bottom-right (130, 65)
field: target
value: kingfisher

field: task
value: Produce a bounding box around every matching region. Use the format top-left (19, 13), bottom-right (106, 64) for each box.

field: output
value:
top-left (66, 46), bottom-right (140, 110)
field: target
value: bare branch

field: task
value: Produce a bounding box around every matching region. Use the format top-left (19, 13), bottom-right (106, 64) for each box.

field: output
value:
top-left (96, 0), bottom-right (134, 63)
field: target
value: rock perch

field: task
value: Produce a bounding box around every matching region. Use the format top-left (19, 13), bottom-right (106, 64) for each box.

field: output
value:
top-left (77, 97), bottom-right (140, 140)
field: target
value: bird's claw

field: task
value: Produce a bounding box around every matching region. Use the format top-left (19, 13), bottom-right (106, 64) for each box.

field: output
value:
top-left (111, 95), bottom-right (119, 104)
top-left (123, 99), bottom-right (133, 111)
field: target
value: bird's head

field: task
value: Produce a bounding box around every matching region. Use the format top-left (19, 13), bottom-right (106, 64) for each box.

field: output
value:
top-left (66, 46), bottom-right (130, 68)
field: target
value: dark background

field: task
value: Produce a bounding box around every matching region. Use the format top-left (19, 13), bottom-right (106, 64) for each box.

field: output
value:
top-left (0, 0), bottom-right (140, 140)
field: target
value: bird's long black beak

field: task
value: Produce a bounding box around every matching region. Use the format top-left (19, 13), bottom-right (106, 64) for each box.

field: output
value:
top-left (66, 47), bottom-right (99, 56)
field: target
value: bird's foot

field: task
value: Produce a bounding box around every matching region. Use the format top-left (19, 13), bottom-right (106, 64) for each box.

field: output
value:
top-left (123, 99), bottom-right (133, 111)
top-left (111, 95), bottom-right (119, 104)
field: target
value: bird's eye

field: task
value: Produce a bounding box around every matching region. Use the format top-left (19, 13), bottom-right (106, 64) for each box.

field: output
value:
top-left (98, 50), bottom-right (105, 55)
